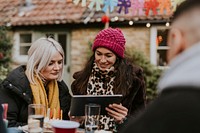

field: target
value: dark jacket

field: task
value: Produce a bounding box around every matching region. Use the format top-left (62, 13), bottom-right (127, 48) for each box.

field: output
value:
top-left (121, 86), bottom-right (200, 133)
top-left (0, 66), bottom-right (71, 127)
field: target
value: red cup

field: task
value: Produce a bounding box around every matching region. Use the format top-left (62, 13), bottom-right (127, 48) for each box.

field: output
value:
top-left (51, 120), bottom-right (80, 133)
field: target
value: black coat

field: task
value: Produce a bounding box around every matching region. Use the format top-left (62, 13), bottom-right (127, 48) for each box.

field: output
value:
top-left (121, 86), bottom-right (200, 133)
top-left (0, 66), bottom-right (71, 127)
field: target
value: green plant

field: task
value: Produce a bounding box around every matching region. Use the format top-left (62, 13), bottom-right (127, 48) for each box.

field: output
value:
top-left (0, 26), bottom-right (12, 83)
top-left (126, 48), bottom-right (162, 102)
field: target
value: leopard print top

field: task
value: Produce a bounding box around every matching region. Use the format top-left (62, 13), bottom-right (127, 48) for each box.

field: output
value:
top-left (87, 63), bottom-right (116, 130)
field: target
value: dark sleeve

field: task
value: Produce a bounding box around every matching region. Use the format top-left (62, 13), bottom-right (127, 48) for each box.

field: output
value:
top-left (58, 81), bottom-right (72, 120)
top-left (0, 100), bottom-right (7, 133)
top-left (0, 83), bottom-right (27, 127)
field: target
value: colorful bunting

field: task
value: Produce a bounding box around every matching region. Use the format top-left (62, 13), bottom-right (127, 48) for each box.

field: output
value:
top-left (158, 0), bottom-right (172, 15)
top-left (118, 0), bottom-right (131, 14)
top-left (73, 0), bottom-right (87, 6)
top-left (88, 0), bottom-right (104, 11)
top-left (144, 0), bottom-right (159, 16)
top-left (131, 0), bottom-right (144, 16)
top-left (102, 0), bottom-right (118, 13)
top-left (72, 0), bottom-right (181, 16)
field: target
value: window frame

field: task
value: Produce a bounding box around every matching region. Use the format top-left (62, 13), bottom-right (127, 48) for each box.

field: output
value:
top-left (150, 26), bottom-right (170, 69)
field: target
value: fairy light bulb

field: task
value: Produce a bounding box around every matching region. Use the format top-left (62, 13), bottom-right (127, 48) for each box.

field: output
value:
top-left (129, 21), bottom-right (133, 25)
top-left (146, 23), bottom-right (151, 28)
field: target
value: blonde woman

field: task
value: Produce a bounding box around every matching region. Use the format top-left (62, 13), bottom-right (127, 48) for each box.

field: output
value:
top-left (0, 37), bottom-right (71, 127)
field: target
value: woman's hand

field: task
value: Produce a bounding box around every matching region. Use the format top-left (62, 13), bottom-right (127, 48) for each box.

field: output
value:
top-left (105, 103), bottom-right (128, 124)
top-left (68, 112), bottom-right (85, 124)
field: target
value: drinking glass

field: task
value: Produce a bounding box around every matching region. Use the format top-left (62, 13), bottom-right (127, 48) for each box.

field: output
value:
top-left (28, 104), bottom-right (45, 133)
top-left (85, 103), bottom-right (101, 133)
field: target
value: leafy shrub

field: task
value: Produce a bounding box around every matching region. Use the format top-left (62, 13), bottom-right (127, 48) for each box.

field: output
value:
top-left (0, 26), bottom-right (12, 83)
top-left (126, 49), bottom-right (162, 102)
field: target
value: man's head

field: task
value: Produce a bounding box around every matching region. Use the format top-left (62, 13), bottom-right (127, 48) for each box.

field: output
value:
top-left (167, 0), bottom-right (200, 62)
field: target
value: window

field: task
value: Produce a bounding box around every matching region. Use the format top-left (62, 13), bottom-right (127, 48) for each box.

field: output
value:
top-left (19, 33), bottom-right (32, 55)
top-left (13, 32), bottom-right (69, 65)
top-left (156, 29), bottom-right (169, 66)
top-left (150, 27), bottom-right (169, 68)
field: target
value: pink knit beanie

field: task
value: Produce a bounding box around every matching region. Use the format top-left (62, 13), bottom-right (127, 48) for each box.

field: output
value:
top-left (92, 27), bottom-right (126, 58)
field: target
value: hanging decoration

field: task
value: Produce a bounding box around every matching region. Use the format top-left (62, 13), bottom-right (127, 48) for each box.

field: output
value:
top-left (117, 0), bottom-right (131, 14)
top-left (101, 15), bottom-right (110, 23)
top-left (158, 0), bottom-right (172, 15)
top-left (131, 0), bottom-right (145, 16)
top-left (102, 0), bottom-right (118, 13)
top-left (88, 0), bottom-right (104, 11)
top-left (72, 0), bottom-right (181, 17)
top-left (73, 0), bottom-right (87, 6)
top-left (144, 0), bottom-right (159, 16)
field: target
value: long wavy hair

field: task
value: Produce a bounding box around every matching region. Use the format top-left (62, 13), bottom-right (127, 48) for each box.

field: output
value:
top-left (71, 53), bottom-right (144, 96)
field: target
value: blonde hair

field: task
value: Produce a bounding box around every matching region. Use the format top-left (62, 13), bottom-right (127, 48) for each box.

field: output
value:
top-left (25, 37), bottom-right (65, 84)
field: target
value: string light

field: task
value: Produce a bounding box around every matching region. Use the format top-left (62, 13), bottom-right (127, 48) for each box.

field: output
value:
top-left (165, 22), bottom-right (170, 27)
top-left (114, 16), bottom-right (119, 21)
top-left (129, 21), bottom-right (133, 25)
top-left (146, 23), bottom-right (151, 28)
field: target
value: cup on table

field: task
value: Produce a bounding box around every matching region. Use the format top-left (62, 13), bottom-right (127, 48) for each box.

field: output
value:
top-left (51, 120), bottom-right (80, 133)
top-left (28, 104), bottom-right (45, 133)
top-left (85, 103), bottom-right (101, 133)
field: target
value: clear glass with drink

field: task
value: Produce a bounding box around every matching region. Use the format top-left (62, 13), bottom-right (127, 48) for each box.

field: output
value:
top-left (28, 104), bottom-right (45, 133)
top-left (85, 103), bottom-right (101, 133)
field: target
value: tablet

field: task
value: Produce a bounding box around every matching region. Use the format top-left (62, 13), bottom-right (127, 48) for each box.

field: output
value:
top-left (70, 95), bottom-right (123, 116)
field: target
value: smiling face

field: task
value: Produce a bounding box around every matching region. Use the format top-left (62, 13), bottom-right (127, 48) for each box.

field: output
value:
top-left (94, 47), bottom-right (117, 71)
top-left (40, 51), bottom-right (63, 81)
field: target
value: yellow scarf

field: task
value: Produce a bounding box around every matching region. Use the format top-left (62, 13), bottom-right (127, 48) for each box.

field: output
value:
top-left (30, 76), bottom-right (60, 119)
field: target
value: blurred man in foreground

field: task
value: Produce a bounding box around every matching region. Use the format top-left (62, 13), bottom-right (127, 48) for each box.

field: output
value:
top-left (121, 0), bottom-right (200, 132)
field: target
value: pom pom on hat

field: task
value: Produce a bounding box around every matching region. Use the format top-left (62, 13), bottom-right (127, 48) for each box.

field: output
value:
top-left (92, 27), bottom-right (126, 58)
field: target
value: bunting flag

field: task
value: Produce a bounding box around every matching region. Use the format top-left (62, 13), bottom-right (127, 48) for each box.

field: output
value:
top-left (73, 0), bottom-right (87, 6)
top-left (158, 0), bottom-right (172, 15)
top-left (73, 0), bottom-right (184, 16)
top-left (88, 0), bottom-right (104, 11)
top-left (131, 0), bottom-right (144, 16)
top-left (144, 0), bottom-right (159, 16)
top-left (102, 0), bottom-right (118, 13)
top-left (117, 0), bottom-right (131, 14)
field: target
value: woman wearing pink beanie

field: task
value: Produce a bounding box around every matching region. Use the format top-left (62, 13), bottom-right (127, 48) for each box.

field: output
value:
top-left (70, 27), bottom-right (146, 132)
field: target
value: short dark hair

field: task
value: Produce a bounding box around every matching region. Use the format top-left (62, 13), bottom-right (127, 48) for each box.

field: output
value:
top-left (172, 0), bottom-right (200, 22)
